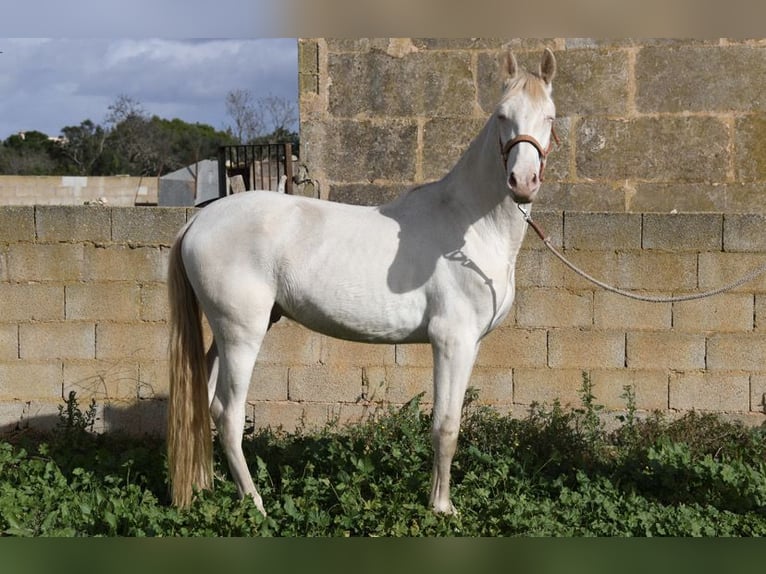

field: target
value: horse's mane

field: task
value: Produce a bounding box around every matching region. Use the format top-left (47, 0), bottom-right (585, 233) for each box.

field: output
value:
top-left (502, 69), bottom-right (548, 102)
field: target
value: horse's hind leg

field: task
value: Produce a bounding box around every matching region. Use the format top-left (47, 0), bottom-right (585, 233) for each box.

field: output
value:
top-left (210, 317), bottom-right (270, 515)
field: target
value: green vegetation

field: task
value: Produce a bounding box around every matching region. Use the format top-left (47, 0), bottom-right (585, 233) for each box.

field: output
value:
top-left (0, 92), bottom-right (299, 177)
top-left (1, 379), bottom-right (765, 537)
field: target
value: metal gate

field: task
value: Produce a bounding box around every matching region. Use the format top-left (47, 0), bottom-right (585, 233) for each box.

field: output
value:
top-left (216, 143), bottom-right (294, 201)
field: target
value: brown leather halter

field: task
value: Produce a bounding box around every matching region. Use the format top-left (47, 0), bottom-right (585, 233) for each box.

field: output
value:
top-left (500, 126), bottom-right (560, 182)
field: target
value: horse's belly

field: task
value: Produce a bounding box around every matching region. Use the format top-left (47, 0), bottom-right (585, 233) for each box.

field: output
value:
top-left (283, 284), bottom-right (429, 344)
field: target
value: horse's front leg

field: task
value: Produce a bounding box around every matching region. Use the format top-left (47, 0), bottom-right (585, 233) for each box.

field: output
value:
top-left (428, 320), bottom-right (479, 515)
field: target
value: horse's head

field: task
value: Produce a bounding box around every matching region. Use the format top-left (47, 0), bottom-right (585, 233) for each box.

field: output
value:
top-left (495, 48), bottom-right (557, 204)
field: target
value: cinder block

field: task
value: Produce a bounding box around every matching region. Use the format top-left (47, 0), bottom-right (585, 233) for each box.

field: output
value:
top-left (258, 321), bottom-right (322, 365)
top-left (515, 249), bottom-right (567, 289)
top-left (630, 183), bottom-right (727, 213)
top-left (249, 400), bottom-right (333, 433)
top-left (319, 338), bottom-right (395, 367)
top-left (0, 207), bottom-right (35, 242)
top-left (0, 283), bottom-right (64, 322)
top-left (616, 252), bottom-right (698, 291)
top-left (476, 327), bottom-right (547, 368)
top-left (65, 283), bottom-right (140, 321)
top-left (364, 365), bottom-right (433, 404)
top-left (699, 252), bottom-right (766, 293)
top-left (564, 213), bottom-right (641, 251)
top-left (35, 206), bottom-right (111, 243)
top-left (735, 114), bottom-right (766, 181)
top-left (750, 374), bottom-right (766, 413)
top-left (287, 364), bottom-right (364, 403)
top-left (95, 323), bottom-right (168, 361)
top-left (8, 243), bottom-right (84, 281)
top-left (594, 291), bottom-right (671, 331)
top-left (519, 210), bottom-right (564, 251)
top-left (328, 50), bottom-right (473, 118)
top-left (19, 323), bottom-right (95, 360)
top-left (626, 332), bottom-right (705, 370)
top-left (422, 118), bottom-right (488, 181)
top-left (590, 369), bottom-right (668, 411)
top-left (315, 119), bottom-right (418, 184)
top-left (63, 360), bottom-right (140, 400)
top-left (467, 367), bottom-right (513, 406)
top-left (557, 250), bottom-right (620, 291)
top-left (642, 213), bottom-right (723, 251)
top-left (637, 45), bottom-right (766, 113)
top-left (548, 329), bottom-right (625, 369)
top-left (20, 400), bottom-right (61, 431)
top-left (140, 283), bottom-right (168, 322)
top-left (84, 245), bottom-right (166, 282)
top-left (576, 116), bottom-right (728, 182)
top-left (0, 401), bottom-right (26, 433)
top-left (111, 207), bottom-right (188, 246)
top-left (723, 214), bottom-right (766, 252)
top-left (103, 398), bottom-right (166, 436)
top-left (513, 367), bottom-right (587, 408)
top-left (544, 48), bottom-right (630, 117)
top-left (0, 325), bottom-right (17, 360)
top-left (707, 334), bottom-right (766, 371)
top-left (669, 372), bottom-right (750, 412)
top-left (138, 361), bottom-right (170, 399)
top-left (247, 364), bottom-right (289, 402)
top-left (757, 295), bottom-right (766, 331)
top-left (394, 343), bottom-right (432, 367)
top-left (0, 361), bottom-right (62, 399)
top-left (673, 294), bottom-right (754, 333)
top-left (516, 288), bottom-right (592, 328)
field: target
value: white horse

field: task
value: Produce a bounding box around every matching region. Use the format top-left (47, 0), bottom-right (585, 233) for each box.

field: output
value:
top-left (167, 48), bottom-right (557, 515)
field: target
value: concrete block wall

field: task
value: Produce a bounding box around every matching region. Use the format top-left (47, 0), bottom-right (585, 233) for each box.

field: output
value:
top-left (298, 38), bottom-right (766, 213)
top-left (0, 206), bottom-right (185, 434)
top-left (0, 175), bottom-right (158, 206)
top-left (2, 206), bottom-right (765, 435)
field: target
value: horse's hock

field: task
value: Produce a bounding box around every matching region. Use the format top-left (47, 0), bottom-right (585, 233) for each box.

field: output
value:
top-left (1, 206), bottom-right (765, 434)
top-left (4, 38), bottom-right (766, 433)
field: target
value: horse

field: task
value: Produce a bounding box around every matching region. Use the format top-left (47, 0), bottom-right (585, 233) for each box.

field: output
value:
top-left (167, 48), bottom-right (558, 515)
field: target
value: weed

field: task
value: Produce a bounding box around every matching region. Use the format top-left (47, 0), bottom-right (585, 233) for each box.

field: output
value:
top-left (1, 385), bottom-right (765, 536)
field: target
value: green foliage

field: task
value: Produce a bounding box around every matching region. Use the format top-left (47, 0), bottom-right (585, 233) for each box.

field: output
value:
top-left (1, 385), bottom-right (765, 536)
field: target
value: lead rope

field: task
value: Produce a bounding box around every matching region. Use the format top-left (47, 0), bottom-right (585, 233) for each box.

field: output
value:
top-left (517, 204), bottom-right (766, 303)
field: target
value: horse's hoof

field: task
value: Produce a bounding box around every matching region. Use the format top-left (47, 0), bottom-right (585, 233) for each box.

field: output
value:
top-left (432, 501), bottom-right (457, 516)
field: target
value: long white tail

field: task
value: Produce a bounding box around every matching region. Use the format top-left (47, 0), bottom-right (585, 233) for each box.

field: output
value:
top-left (167, 223), bottom-right (213, 507)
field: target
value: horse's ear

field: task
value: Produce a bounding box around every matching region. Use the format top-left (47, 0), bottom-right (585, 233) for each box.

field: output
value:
top-left (505, 49), bottom-right (519, 79)
top-left (539, 48), bottom-right (556, 84)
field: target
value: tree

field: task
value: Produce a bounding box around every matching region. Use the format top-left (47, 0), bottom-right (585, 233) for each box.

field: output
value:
top-left (224, 89), bottom-right (298, 144)
top-left (225, 89), bottom-right (264, 144)
top-left (260, 93), bottom-right (298, 134)
top-left (0, 131), bottom-right (57, 175)
top-left (58, 120), bottom-right (107, 175)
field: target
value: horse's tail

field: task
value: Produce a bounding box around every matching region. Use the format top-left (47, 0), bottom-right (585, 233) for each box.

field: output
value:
top-left (167, 219), bottom-right (213, 507)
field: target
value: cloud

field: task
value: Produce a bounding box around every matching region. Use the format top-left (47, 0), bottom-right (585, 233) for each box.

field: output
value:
top-left (0, 38), bottom-right (297, 137)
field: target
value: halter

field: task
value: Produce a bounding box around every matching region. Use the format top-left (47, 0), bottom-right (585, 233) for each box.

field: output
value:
top-left (499, 126), bottom-right (559, 182)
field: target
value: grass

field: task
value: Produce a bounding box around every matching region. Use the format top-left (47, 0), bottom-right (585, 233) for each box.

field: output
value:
top-left (1, 378), bottom-right (765, 536)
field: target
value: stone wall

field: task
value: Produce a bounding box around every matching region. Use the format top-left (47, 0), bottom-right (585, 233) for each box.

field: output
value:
top-left (1, 206), bottom-right (765, 436)
top-left (298, 38), bottom-right (766, 212)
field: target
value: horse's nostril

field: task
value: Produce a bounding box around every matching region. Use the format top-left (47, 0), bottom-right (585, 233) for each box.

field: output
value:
top-left (509, 173), bottom-right (518, 188)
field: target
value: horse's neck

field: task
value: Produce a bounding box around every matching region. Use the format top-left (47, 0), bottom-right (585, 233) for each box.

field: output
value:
top-left (441, 118), bottom-right (528, 250)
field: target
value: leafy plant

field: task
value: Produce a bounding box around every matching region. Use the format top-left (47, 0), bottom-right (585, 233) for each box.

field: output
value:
top-left (1, 384), bottom-right (765, 536)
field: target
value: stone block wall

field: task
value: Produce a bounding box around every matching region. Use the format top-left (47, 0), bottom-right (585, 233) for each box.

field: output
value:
top-left (1, 206), bottom-right (765, 435)
top-left (298, 38), bottom-right (766, 212)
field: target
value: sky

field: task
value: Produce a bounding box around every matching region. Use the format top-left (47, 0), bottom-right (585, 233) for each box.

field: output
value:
top-left (0, 38), bottom-right (298, 139)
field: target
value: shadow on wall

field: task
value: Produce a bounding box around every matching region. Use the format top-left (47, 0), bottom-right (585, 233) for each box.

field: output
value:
top-left (9, 397), bottom-right (169, 438)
